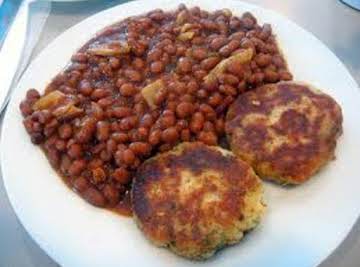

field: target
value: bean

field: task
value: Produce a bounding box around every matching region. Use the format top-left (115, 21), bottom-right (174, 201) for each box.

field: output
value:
top-left (191, 36), bottom-right (205, 45)
top-left (96, 121), bottom-right (110, 141)
top-left (162, 109), bottom-right (174, 117)
top-left (240, 38), bottom-right (255, 50)
top-left (169, 81), bottom-right (186, 95)
top-left (208, 92), bottom-right (223, 107)
top-left (76, 118), bottom-right (96, 143)
top-left (92, 167), bottom-right (107, 184)
top-left (139, 114), bottom-right (153, 128)
top-left (194, 70), bottom-right (207, 80)
top-left (259, 23), bottom-right (272, 41)
top-left (91, 88), bottom-right (109, 100)
top-left (71, 53), bottom-right (88, 63)
top-left (229, 31), bottom-right (245, 40)
top-left (253, 72), bottom-right (265, 84)
top-left (106, 139), bottom-right (117, 153)
top-left (124, 69), bottom-right (142, 82)
top-left (109, 121), bottom-right (119, 132)
top-left (187, 80), bottom-right (199, 94)
top-left (197, 131), bottom-right (217, 145)
top-left (174, 43), bottom-right (185, 55)
top-left (129, 142), bottom-right (152, 156)
top-left (120, 83), bottom-right (137, 97)
top-left (26, 89), bottom-right (40, 100)
top-left (160, 115), bottom-right (176, 129)
top-left (83, 187), bottom-right (106, 207)
top-left (102, 185), bottom-right (119, 206)
top-left (31, 132), bottom-right (44, 144)
top-left (201, 19), bottom-right (218, 31)
top-left (68, 159), bottom-right (86, 176)
top-left (116, 78), bottom-right (126, 89)
top-left (203, 121), bottom-right (215, 132)
top-left (55, 139), bottom-right (66, 151)
top-left (200, 57), bottom-right (221, 70)
top-left (149, 129), bottom-right (162, 145)
top-left (210, 36), bottom-right (228, 50)
top-left (164, 44), bottom-right (177, 55)
top-left (112, 107), bottom-right (132, 118)
top-left (119, 116), bottom-right (138, 131)
top-left (90, 102), bottom-right (104, 120)
top-left (32, 121), bottom-right (42, 132)
top-left (227, 61), bottom-right (244, 77)
top-left (147, 48), bottom-right (162, 61)
top-left (91, 142), bottom-right (105, 154)
top-left (72, 176), bottom-right (90, 193)
top-left (59, 154), bottom-right (72, 175)
top-left (279, 70), bottom-right (293, 81)
top-left (199, 104), bottom-right (216, 120)
top-left (19, 101), bottom-right (32, 116)
top-left (177, 57), bottom-right (192, 73)
top-left (47, 149), bottom-right (60, 168)
top-left (219, 84), bottom-right (237, 96)
top-left (68, 143), bottom-right (83, 159)
top-left (150, 61), bottom-right (165, 73)
top-left (109, 57), bottom-right (120, 69)
top-left (255, 53), bottom-right (272, 67)
top-left (112, 167), bottom-right (130, 184)
top-left (190, 112), bottom-right (204, 133)
top-left (176, 119), bottom-right (188, 131)
top-left (133, 58), bottom-right (145, 70)
top-left (166, 101), bottom-right (178, 111)
top-left (100, 150), bottom-right (112, 162)
top-left (218, 73), bottom-right (239, 85)
top-left (136, 126), bottom-right (148, 138)
top-left (192, 47), bottom-right (208, 60)
top-left (122, 149), bottom-right (136, 165)
top-left (219, 40), bottom-right (240, 57)
top-left (176, 102), bottom-right (194, 118)
top-left (264, 69), bottom-right (280, 82)
top-left (87, 157), bottom-right (104, 170)
top-left (272, 55), bottom-right (285, 68)
top-left (111, 132), bottom-right (129, 143)
top-left (197, 89), bottom-right (208, 99)
top-left (97, 97), bottom-right (113, 108)
top-left (132, 42), bottom-right (147, 56)
top-left (161, 127), bottom-right (179, 143)
top-left (242, 17), bottom-right (255, 30)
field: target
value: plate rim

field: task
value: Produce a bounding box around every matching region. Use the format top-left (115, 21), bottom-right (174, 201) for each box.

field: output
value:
top-left (1, 0), bottom-right (360, 267)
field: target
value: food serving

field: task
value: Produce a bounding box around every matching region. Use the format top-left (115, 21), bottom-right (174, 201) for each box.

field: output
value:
top-left (226, 82), bottom-right (343, 184)
top-left (19, 4), bottom-right (291, 214)
top-left (132, 142), bottom-right (265, 259)
top-left (16, 3), bottom-right (343, 261)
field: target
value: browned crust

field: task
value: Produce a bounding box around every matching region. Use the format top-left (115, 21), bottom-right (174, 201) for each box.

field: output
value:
top-left (226, 82), bottom-right (343, 184)
top-left (132, 142), bottom-right (262, 258)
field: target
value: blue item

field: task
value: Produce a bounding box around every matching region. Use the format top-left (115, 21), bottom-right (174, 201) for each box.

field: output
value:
top-left (0, 0), bottom-right (22, 49)
top-left (341, 0), bottom-right (360, 10)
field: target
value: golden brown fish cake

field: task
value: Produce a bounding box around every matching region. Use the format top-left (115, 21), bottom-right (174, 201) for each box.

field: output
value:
top-left (132, 142), bottom-right (265, 260)
top-left (226, 82), bottom-right (343, 184)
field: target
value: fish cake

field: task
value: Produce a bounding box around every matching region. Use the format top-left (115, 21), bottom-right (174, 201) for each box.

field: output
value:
top-left (226, 82), bottom-right (343, 184)
top-left (132, 142), bottom-right (265, 260)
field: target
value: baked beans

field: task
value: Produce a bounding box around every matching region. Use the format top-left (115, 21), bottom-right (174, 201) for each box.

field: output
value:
top-left (20, 4), bottom-right (292, 216)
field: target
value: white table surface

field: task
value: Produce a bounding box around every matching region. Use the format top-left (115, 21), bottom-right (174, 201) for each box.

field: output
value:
top-left (1, 0), bottom-right (359, 266)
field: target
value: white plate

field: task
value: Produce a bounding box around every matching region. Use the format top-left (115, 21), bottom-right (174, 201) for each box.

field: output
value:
top-left (2, 0), bottom-right (360, 266)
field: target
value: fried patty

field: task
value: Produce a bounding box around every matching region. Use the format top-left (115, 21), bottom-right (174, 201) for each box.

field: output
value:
top-left (132, 142), bottom-right (265, 260)
top-left (226, 82), bottom-right (343, 184)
